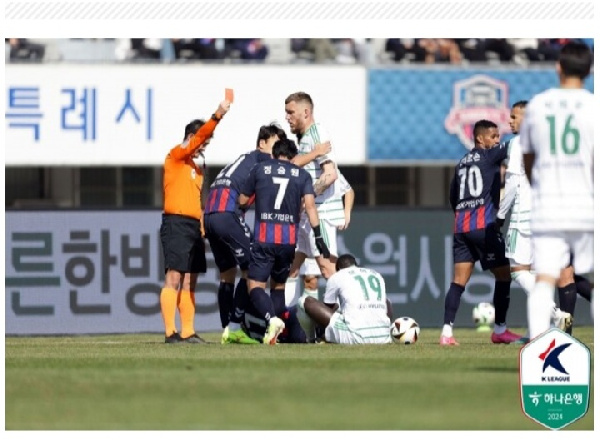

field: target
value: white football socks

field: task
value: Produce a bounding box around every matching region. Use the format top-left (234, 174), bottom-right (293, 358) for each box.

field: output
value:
top-left (284, 276), bottom-right (301, 308)
top-left (512, 270), bottom-right (536, 294)
top-left (441, 324), bottom-right (453, 337)
top-left (528, 280), bottom-right (555, 339)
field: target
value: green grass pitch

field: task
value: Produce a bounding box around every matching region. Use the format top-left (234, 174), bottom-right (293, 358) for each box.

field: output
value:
top-left (5, 327), bottom-right (594, 431)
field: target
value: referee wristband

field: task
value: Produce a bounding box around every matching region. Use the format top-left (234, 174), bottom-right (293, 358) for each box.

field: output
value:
top-left (211, 113), bottom-right (222, 122)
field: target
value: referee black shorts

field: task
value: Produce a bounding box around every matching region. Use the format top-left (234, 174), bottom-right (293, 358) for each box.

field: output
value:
top-left (160, 213), bottom-right (207, 274)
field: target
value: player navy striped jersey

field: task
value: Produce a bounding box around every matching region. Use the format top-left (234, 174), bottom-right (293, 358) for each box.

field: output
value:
top-left (449, 143), bottom-right (507, 233)
top-left (239, 158), bottom-right (314, 245)
top-left (205, 150), bottom-right (272, 214)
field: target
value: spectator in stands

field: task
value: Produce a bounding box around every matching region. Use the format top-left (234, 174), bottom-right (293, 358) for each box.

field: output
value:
top-left (239, 39), bottom-right (269, 61)
top-left (508, 38), bottom-right (542, 63)
top-left (114, 38), bottom-right (161, 61)
top-left (454, 38), bottom-right (488, 62)
top-left (307, 39), bottom-right (338, 63)
top-left (418, 39), bottom-right (462, 64)
top-left (172, 39), bottom-right (221, 60)
top-left (291, 38), bottom-right (310, 56)
top-left (332, 38), bottom-right (359, 64)
top-left (537, 39), bottom-right (571, 61)
top-left (385, 38), bottom-right (428, 63)
top-left (7, 38), bottom-right (45, 62)
top-left (483, 39), bottom-right (515, 62)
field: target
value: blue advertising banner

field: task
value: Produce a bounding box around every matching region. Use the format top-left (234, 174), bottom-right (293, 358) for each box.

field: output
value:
top-left (368, 68), bottom-right (594, 163)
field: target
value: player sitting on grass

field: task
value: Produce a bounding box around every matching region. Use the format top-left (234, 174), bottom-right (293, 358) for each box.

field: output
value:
top-left (298, 253), bottom-right (393, 345)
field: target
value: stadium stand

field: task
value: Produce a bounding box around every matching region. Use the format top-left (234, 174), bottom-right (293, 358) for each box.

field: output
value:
top-left (6, 38), bottom-right (592, 65)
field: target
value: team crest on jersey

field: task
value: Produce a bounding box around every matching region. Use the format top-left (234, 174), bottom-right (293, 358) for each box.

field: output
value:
top-left (444, 74), bottom-right (511, 150)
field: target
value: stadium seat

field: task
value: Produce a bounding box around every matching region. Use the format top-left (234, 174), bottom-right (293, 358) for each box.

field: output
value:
top-left (264, 38), bottom-right (292, 63)
top-left (56, 39), bottom-right (117, 62)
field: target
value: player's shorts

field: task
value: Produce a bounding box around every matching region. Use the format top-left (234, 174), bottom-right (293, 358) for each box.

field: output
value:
top-left (160, 213), bottom-right (206, 274)
top-left (505, 227), bottom-right (533, 267)
top-left (453, 225), bottom-right (509, 271)
top-left (247, 243), bottom-right (296, 284)
top-left (203, 211), bottom-right (252, 272)
top-left (532, 231), bottom-right (594, 279)
top-left (296, 216), bottom-right (338, 259)
top-left (300, 257), bottom-right (320, 276)
top-left (324, 312), bottom-right (392, 345)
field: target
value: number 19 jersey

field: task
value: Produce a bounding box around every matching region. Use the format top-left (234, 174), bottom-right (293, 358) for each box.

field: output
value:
top-left (520, 88), bottom-right (594, 233)
top-left (323, 266), bottom-right (391, 340)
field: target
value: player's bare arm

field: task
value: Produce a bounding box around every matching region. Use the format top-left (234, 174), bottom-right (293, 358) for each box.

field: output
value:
top-left (339, 187), bottom-right (355, 230)
top-left (386, 299), bottom-right (394, 320)
top-left (291, 141), bottom-right (331, 167)
top-left (238, 193), bottom-right (251, 209)
top-left (215, 99), bottom-right (231, 119)
top-left (313, 161), bottom-right (338, 195)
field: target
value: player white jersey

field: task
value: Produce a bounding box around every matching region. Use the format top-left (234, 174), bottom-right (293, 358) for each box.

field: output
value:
top-left (323, 266), bottom-right (391, 341)
top-left (334, 172), bottom-right (351, 199)
top-left (498, 135), bottom-right (532, 234)
top-left (297, 122), bottom-right (342, 221)
top-left (520, 88), bottom-right (594, 232)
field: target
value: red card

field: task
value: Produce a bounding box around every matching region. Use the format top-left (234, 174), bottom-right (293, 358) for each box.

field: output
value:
top-left (225, 88), bottom-right (234, 103)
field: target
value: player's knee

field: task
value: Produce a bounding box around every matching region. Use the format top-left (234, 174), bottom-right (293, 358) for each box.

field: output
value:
top-left (220, 268), bottom-right (237, 283)
top-left (558, 267), bottom-right (575, 287)
top-left (492, 265), bottom-right (511, 282)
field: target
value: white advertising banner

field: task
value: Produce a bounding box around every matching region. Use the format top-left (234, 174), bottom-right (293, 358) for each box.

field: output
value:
top-left (5, 210), bottom-right (240, 335)
top-left (5, 64), bottom-right (366, 166)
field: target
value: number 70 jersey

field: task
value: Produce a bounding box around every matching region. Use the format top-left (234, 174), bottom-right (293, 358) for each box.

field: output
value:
top-left (520, 88), bottom-right (594, 233)
top-left (449, 145), bottom-right (507, 233)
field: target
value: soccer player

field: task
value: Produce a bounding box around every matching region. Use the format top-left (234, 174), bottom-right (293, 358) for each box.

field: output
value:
top-left (440, 119), bottom-right (522, 346)
top-left (239, 138), bottom-right (330, 344)
top-left (283, 92), bottom-right (339, 309)
top-left (291, 172), bottom-right (355, 341)
top-left (204, 123), bottom-right (331, 344)
top-left (521, 41), bottom-right (594, 339)
top-left (298, 253), bottom-right (393, 345)
top-left (496, 101), bottom-right (573, 332)
top-left (159, 98), bottom-right (230, 344)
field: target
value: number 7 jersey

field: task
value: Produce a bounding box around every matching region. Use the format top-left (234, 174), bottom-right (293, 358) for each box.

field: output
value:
top-left (520, 88), bottom-right (594, 232)
top-left (449, 144), bottom-right (507, 233)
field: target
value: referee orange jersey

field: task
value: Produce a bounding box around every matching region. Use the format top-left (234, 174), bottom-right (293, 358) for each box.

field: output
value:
top-left (163, 119), bottom-right (218, 220)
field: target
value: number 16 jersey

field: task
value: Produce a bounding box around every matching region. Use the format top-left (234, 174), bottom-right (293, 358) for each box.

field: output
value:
top-left (520, 88), bottom-right (594, 233)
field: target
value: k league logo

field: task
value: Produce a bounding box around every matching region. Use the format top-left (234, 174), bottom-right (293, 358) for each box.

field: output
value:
top-left (444, 74), bottom-right (512, 150)
top-left (539, 338), bottom-right (571, 379)
top-left (519, 329), bottom-right (590, 430)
